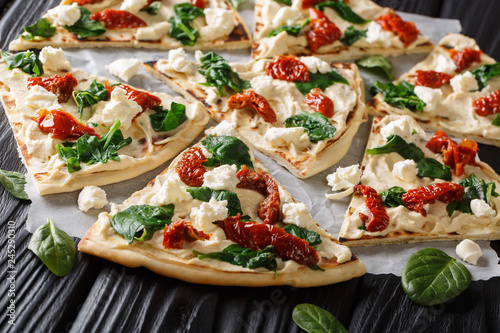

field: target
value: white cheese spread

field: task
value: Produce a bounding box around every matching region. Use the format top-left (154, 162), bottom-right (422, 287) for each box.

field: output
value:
top-left (135, 22), bottom-right (170, 41)
top-left (202, 164), bottom-right (239, 192)
top-left (414, 86), bottom-right (443, 111)
top-left (101, 87), bottom-right (142, 130)
top-left (449, 71), bottom-right (479, 93)
top-left (272, 7), bottom-right (302, 28)
top-left (392, 159), bottom-right (418, 182)
top-left (190, 197), bottom-right (228, 233)
top-left (152, 173), bottom-right (193, 206)
top-left (168, 48), bottom-right (196, 74)
top-left (299, 56), bottom-right (332, 74)
top-left (365, 21), bottom-right (393, 48)
top-left (199, 9), bottom-right (235, 41)
top-left (434, 54), bottom-right (457, 74)
top-left (264, 127), bottom-right (307, 147)
top-left (120, 0), bottom-right (148, 14)
top-left (25, 85), bottom-right (58, 111)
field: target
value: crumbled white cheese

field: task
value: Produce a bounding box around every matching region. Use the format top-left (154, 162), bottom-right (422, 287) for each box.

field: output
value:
top-left (282, 202), bottom-right (313, 228)
top-left (450, 71), bottom-right (479, 93)
top-left (202, 164), bottom-right (239, 192)
top-left (194, 50), bottom-right (205, 64)
top-left (120, 0), bottom-right (148, 14)
top-left (414, 86), bottom-right (443, 111)
top-left (264, 127), bottom-right (307, 147)
top-left (257, 31), bottom-right (290, 58)
top-left (47, 3), bottom-right (81, 26)
top-left (190, 197), bottom-right (228, 233)
top-left (456, 239), bottom-right (483, 265)
top-left (152, 173), bottom-right (193, 205)
top-left (78, 186), bottom-right (108, 212)
top-left (199, 9), bottom-right (235, 41)
top-left (206, 120), bottom-right (237, 137)
top-left (299, 56), bottom-right (331, 74)
top-left (272, 7), bottom-right (302, 27)
top-left (101, 87), bottom-right (142, 130)
top-left (250, 75), bottom-right (275, 96)
top-left (135, 22), bottom-right (170, 41)
top-left (392, 159), bottom-right (418, 182)
top-left (380, 117), bottom-right (414, 142)
top-left (25, 85), bottom-right (58, 110)
top-left (106, 58), bottom-right (141, 82)
top-left (205, 88), bottom-right (219, 105)
top-left (325, 164), bottom-right (361, 200)
top-left (434, 54), bottom-right (457, 74)
top-left (470, 198), bottom-right (496, 218)
top-left (365, 21), bottom-right (393, 48)
top-left (168, 48), bottom-right (196, 74)
top-left (39, 47), bottom-right (70, 71)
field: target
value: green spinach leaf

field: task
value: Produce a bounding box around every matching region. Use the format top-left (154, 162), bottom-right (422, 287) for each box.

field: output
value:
top-left (371, 81), bottom-right (426, 112)
top-left (295, 70), bottom-right (349, 95)
top-left (202, 134), bottom-right (254, 169)
top-left (64, 6), bottom-right (106, 39)
top-left (283, 225), bottom-right (322, 246)
top-left (1, 50), bottom-right (43, 76)
top-left (228, 0), bottom-right (247, 9)
top-left (339, 26), bottom-right (367, 46)
top-left (273, 0), bottom-right (292, 5)
top-left (402, 248), bottom-right (471, 306)
top-left (55, 144), bottom-right (81, 173)
top-left (150, 102), bottom-right (187, 132)
top-left (199, 52), bottom-right (251, 95)
top-left (492, 114), bottom-right (500, 126)
top-left (446, 174), bottom-right (499, 216)
top-left (366, 134), bottom-right (424, 162)
top-left (169, 3), bottom-right (204, 46)
top-left (0, 169), bottom-right (29, 200)
top-left (356, 55), bottom-right (396, 80)
top-left (471, 63), bottom-right (500, 90)
top-left (267, 18), bottom-right (311, 38)
top-left (186, 186), bottom-right (243, 217)
top-left (380, 186), bottom-right (406, 207)
top-left (28, 218), bottom-right (76, 277)
top-left (314, 0), bottom-right (369, 24)
top-left (73, 80), bottom-right (109, 119)
top-left (194, 244), bottom-right (278, 271)
top-left (416, 158), bottom-right (451, 181)
top-left (141, 1), bottom-right (161, 15)
top-left (292, 303), bottom-right (348, 333)
top-left (21, 18), bottom-right (56, 41)
top-left (283, 111), bottom-right (336, 142)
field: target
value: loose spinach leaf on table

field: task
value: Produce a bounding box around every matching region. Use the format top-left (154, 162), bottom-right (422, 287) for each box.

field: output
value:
top-left (356, 55), bottom-right (396, 80)
top-left (380, 186), bottom-right (406, 207)
top-left (314, 0), bottom-right (369, 24)
top-left (73, 80), bottom-right (109, 119)
top-left (417, 158), bottom-right (451, 181)
top-left (169, 3), bottom-right (204, 46)
top-left (339, 26), bottom-right (367, 46)
top-left (202, 134), bottom-right (254, 169)
top-left (111, 204), bottom-right (175, 243)
top-left (21, 18), bottom-right (56, 41)
top-left (446, 174), bottom-right (499, 216)
top-left (141, 1), bottom-right (161, 15)
top-left (366, 134), bottom-right (424, 162)
top-left (273, 0), bottom-right (292, 5)
top-left (64, 6), bottom-right (106, 39)
top-left (292, 303), bottom-right (348, 333)
top-left (0, 169), bottom-right (29, 200)
top-left (186, 186), bottom-right (244, 217)
top-left (199, 52), bottom-right (251, 95)
top-left (295, 70), bottom-right (349, 95)
top-left (371, 81), bottom-right (426, 112)
top-left (471, 62), bottom-right (500, 90)
top-left (283, 225), bottom-right (322, 246)
top-left (1, 50), bottom-right (43, 76)
top-left (150, 102), bottom-right (187, 132)
top-left (492, 114), bottom-right (500, 126)
top-left (284, 111), bottom-right (336, 142)
top-left (402, 248), bottom-right (471, 306)
top-left (28, 218), bottom-right (76, 277)
top-left (194, 244), bottom-right (278, 271)
top-left (267, 18), bottom-right (311, 38)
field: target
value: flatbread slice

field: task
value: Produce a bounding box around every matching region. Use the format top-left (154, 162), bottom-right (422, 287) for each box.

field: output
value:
top-left (9, 0), bottom-right (251, 51)
top-left (143, 51), bottom-right (367, 178)
top-left (338, 115), bottom-right (500, 246)
top-left (0, 47), bottom-right (210, 194)
top-left (368, 33), bottom-right (500, 147)
top-left (252, 0), bottom-right (433, 60)
top-left (79, 122), bottom-right (366, 287)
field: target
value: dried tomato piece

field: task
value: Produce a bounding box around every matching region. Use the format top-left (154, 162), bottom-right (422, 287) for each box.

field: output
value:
top-left (414, 70), bottom-right (454, 88)
top-left (90, 9), bottom-right (147, 29)
top-left (163, 220), bottom-right (210, 249)
top-left (68, 0), bottom-right (102, 4)
top-left (305, 88), bottom-right (334, 117)
top-left (306, 8), bottom-right (342, 52)
top-left (33, 109), bottom-right (98, 140)
top-left (110, 84), bottom-right (162, 112)
top-left (218, 215), bottom-right (319, 267)
top-left (353, 185), bottom-right (389, 232)
top-left (402, 183), bottom-right (465, 217)
top-left (27, 73), bottom-right (78, 103)
top-left (473, 89), bottom-right (500, 116)
top-left (190, 0), bottom-right (205, 8)
top-left (449, 47), bottom-right (482, 73)
top-left (375, 8), bottom-right (419, 47)
top-left (176, 147), bottom-right (207, 187)
top-left (227, 90), bottom-right (277, 123)
top-left (265, 55), bottom-right (309, 82)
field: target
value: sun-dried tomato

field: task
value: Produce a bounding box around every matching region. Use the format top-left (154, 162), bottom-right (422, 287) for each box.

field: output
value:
top-left (402, 183), bottom-right (465, 217)
top-left (265, 55), bottom-right (309, 82)
top-left (305, 88), bottom-right (334, 117)
top-left (301, 0), bottom-right (323, 8)
top-left (375, 8), bottom-right (419, 47)
top-left (306, 8), bottom-right (342, 52)
top-left (90, 9), bottom-right (147, 29)
top-left (414, 70), bottom-right (454, 88)
top-left (218, 215), bottom-right (319, 267)
top-left (426, 130), bottom-right (477, 176)
top-left (449, 47), bottom-right (482, 73)
top-left (176, 147), bottom-right (207, 187)
top-left (67, 0), bottom-right (102, 4)
top-left (227, 90), bottom-right (277, 123)
top-left (190, 0), bottom-right (205, 8)
top-left (33, 109), bottom-right (98, 141)
top-left (27, 73), bottom-right (78, 103)
top-left (109, 84), bottom-right (162, 112)
top-left (473, 89), bottom-right (500, 116)
top-left (163, 220), bottom-right (210, 249)
top-left (353, 185), bottom-right (389, 232)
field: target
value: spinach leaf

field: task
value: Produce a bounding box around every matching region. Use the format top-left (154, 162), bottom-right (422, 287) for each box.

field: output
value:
top-left (371, 81), bottom-right (426, 112)
top-left (339, 26), bottom-right (367, 46)
top-left (314, 0), bottom-right (369, 24)
top-left (111, 204), bottom-right (175, 243)
top-left (194, 244), bottom-right (278, 271)
top-left (273, 0), bottom-right (292, 5)
top-left (283, 225), bottom-right (322, 246)
top-left (1, 50), bottom-right (43, 76)
top-left (402, 248), bottom-right (471, 306)
top-left (492, 114), bottom-right (500, 126)
top-left (150, 102), bottom-right (187, 132)
top-left (73, 80), bottom-right (109, 119)
top-left (295, 70), bottom-right (349, 95)
top-left (446, 174), bottom-right (499, 216)
top-left (292, 303), bottom-right (348, 333)
top-left (141, 1), bottom-right (161, 15)
top-left (417, 158), bottom-right (451, 181)
top-left (21, 18), bottom-right (56, 41)
top-left (199, 52), bottom-right (251, 95)
top-left (55, 144), bottom-right (81, 173)
top-left (267, 18), bottom-right (311, 38)
top-left (284, 111), bottom-right (336, 142)
top-left (169, 3), bottom-right (204, 46)
top-left (186, 186), bottom-right (243, 217)
top-left (356, 55), bottom-right (396, 80)
top-left (380, 186), bottom-right (406, 207)
top-left (28, 218), bottom-right (76, 277)
top-left (0, 169), bottom-right (29, 200)
top-left (64, 6), bottom-right (106, 39)
top-left (228, 0), bottom-right (247, 10)
top-left (202, 134), bottom-right (254, 169)
top-left (366, 134), bottom-right (424, 162)
top-left (471, 63), bottom-right (500, 90)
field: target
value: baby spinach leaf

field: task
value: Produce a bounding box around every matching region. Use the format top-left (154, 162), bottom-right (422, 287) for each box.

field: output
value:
top-left (202, 134), bottom-right (254, 169)
top-left (314, 0), bottom-right (369, 24)
top-left (292, 303), bottom-right (348, 333)
top-left (416, 158), bottom-right (451, 181)
top-left (284, 111), bottom-right (336, 142)
top-left (295, 70), bottom-right (349, 95)
top-left (150, 102), bottom-right (187, 132)
top-left (339, 26), bottom-right (367, 46)
top-left (73, 80), bottom-right (109, 119)
top-left (186, 187), bottom-right (243, 217)
top-left (141, 1), bottom-right (161, 15)
top-left (471, 63), bottom-right (500, 90)
top-left (199, 52), bottom-right (251, 95)
top-left (1, 50), bottom-right (43, 76)
top-left (402, 248), bottom-right (471, 306)
top-left (446, 174), bottom-right (499, 216)
top-left (228, 0), bottom-right (247, 9)
top-left (169, 3), bottom-right (204, 46)
top-left (283, 225), bottom-right (322, 246)
top-left (111, 204), bottom-right (175, 243)
top-left (273, 0), bottom-right (292, 5)
top-left (371, 81), bottom-right (426, 112)
top-left (365, 134), bottom-right (424, 162)
top-left (55, 144), bottom-right (81, 173)
top-left (492, 114), bottom-right (500, 126)
top-left (0, 169), bottom-right (29, 200)
top-left (267, 18), bottom-right (311, 38)
top-left (28, 218), bottom-right (76, 277)
top-left (380, 186), bottom-right (406, 207)
top-left (64, 6), bottom-right (106, 39)
top-left (356, 55), bottom-right (396, 80)
top-left (21, 18), bottom-right (56, 41)
top-left (194, 244), bottom-right (278, 271)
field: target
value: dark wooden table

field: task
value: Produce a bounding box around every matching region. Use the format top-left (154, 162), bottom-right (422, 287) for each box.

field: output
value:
top-left (0, 1), bottom-right (499, 332)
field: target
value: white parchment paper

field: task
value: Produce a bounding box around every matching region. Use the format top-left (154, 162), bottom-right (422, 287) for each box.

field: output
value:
top-left (23, 6), bottom-right (500, 280)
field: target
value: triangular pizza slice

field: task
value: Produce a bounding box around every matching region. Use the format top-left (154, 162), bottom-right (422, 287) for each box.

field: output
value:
top-left (0, 47), bottom-right (210, 194)
top-left (9, 0), bottom-right (252, 51)
top-left (252, 0), bottom-right (433, 60)
top-left (79, 122), bottom-right (366, 287)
